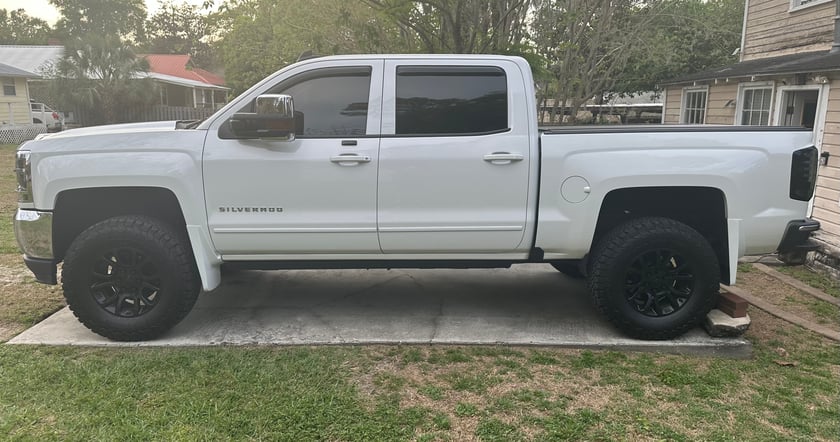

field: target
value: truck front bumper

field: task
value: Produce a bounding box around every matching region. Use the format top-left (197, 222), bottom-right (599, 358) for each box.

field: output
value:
top-left (777, 218), bottom-right (821, 255)
top-left (14, 209), bottom-right (57, 285)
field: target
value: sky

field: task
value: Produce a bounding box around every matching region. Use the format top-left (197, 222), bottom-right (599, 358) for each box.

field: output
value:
top-left (0, 0), bottom-right (215, 24)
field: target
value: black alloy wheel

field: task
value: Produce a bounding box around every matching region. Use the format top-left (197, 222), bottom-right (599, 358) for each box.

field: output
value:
top-left (623, 249), bottom-right (694, 317)
top-left (89, 247), bottom-right (162, 318)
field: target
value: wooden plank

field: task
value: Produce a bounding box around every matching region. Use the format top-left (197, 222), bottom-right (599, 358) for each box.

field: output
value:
top-left (813, 198), bottom-right (840, 210)
top-left (826, 97), bottom-right (840, 113)
top-left (816, 176), bottom-right (840, 191)
top-left (811, 208), bottom-right (840, 233)
top-left (746, 27), bottom-right (831, 47)
top-left (721, 284), bottom-right (840, 341)
top-left (748, 8), bottom-right (832, 29)
top-left (815, 186), bottom-right (840, 201)
top-left (748, 0), bottom-right (796, 19)
top-left (746, 40), bottom-right (832, 58)
top-left (820, 220), bottom-right (840, 236)
top-left (825, 111), bottom-right (840, 124)
top-left (749, 0), bottom-right (832, 21)
top-left (816, 165), bottom-right (840, 180)
top-left (752, 263), bottom-right (840, 306)
top-left (821, 122), bottom-right (840, 135)
top-left (814, 196), bottom-right (840, 213)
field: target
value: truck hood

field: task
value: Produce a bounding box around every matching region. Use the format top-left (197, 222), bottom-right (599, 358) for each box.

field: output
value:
top-left (23, 120), bottom-right (207, 155)
top-left (34, 121), bottom-right (182, 140)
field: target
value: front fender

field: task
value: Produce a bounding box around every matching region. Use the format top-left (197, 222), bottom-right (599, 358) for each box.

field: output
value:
top-left (32, 149), bottom-right (221, 291)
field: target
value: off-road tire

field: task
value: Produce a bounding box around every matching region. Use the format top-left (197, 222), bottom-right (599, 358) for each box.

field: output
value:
top-left (588, 217), bottom-right (720, 340)
top-left (62, 215), bottom-right (200, 341)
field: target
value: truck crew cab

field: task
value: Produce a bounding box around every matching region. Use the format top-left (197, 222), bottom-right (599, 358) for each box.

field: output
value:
top-left (14, 55), bottom-right (820, 341)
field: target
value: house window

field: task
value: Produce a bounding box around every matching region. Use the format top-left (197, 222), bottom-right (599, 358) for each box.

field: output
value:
top-left (3, 78), bottom-right (15, 96)
top-left (790, 0), bottom-right (832, 11)
top-left (159, 86), bottom-right (168, 105)
top-left (739, 86), bottom-right (772, 125)
top-left (681, 87), bottom-right (707, 124)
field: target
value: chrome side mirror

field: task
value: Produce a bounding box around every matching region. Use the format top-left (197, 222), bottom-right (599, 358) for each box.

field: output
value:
top-left (229, 94), bottom-right (296, 140)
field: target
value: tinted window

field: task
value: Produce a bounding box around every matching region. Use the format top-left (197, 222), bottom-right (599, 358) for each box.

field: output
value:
top-left (396, 66), bottom-right (507, 135)
top-left (268, 67), bottom-right (371, 137)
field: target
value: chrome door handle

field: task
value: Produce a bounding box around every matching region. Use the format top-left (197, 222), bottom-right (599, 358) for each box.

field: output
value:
top-left (483, 152), bottom-right (524, 165)
top-left (330, 154), bottom-right (371, 165)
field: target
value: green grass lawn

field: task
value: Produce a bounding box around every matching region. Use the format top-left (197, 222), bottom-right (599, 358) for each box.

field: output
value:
top-left (0, 143), bottom-right (838, 441)
top-left (0, 144), bottom-right (21, 254)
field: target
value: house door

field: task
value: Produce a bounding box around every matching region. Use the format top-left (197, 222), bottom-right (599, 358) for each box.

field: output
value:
top-left (774, 85), bottom-right (830, 217)
top-left (779, 90), bottom-right (819, 128)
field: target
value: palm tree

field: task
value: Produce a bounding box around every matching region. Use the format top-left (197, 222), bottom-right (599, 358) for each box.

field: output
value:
top-left (54, 35), bottom-right (153, 124)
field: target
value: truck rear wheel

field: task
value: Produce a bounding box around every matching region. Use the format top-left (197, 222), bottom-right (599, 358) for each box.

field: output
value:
top-left (62, 215), bottom-right (200, 341)
top-left (588, 217), bottom-right (720, 340)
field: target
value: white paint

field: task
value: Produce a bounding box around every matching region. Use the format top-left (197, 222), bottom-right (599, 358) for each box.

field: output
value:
top-left (19, 54), bottom-right (816, 291)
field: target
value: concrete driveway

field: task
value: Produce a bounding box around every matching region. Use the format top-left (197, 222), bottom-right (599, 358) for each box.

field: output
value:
top-left (8, 264), bottom-right (750, 357)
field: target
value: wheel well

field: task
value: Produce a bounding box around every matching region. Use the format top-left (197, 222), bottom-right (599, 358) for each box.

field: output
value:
top-left (53, 187), bottom-right (187, 261)
top-left (592, 187), bottom-right (729, 282)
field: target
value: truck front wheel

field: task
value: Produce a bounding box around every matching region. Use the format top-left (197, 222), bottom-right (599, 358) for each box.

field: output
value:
top-left (588, 217), bottom-right (720, 340)
top-left (62, 215), bottom-right (200, 341)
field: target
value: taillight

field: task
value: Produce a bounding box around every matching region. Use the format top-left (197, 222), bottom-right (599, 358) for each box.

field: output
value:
top-left (789, 146), bottom-right (818, 201)
top-left (52, 112), bottom-right (59, 120)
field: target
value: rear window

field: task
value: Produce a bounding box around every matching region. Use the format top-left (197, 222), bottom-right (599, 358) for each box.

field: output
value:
top-left (395, 66), bottom-right (508, 136)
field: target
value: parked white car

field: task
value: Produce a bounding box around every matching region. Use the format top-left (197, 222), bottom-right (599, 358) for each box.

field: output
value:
top-left (14, 55), bottom-right (821, 342)
top-left (30, 102), bottom-right (64, 132)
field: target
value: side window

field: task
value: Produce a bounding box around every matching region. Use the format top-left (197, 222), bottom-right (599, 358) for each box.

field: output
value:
top-left (3, 78), bottom-right (16, 96)
top-left (268, 67), bottom-right (371, 137)
top-left (681, 87), bottom-right (707, 124)
top-left (395, 66), bottom-right (507, 135)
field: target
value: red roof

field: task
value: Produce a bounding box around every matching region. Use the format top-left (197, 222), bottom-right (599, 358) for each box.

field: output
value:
top-left (142, 54), bottom-right (225, 86)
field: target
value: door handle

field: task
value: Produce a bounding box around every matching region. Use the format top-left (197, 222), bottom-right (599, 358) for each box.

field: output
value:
top-left (483, 152), bottom-right (524, 165)
top-left (330, 154), bottom-right (371, 165)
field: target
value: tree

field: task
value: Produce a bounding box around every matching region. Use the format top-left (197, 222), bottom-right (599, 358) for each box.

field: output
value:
top-left (50, 0), bottom-right (147, 42)
top-left (212, 0), bottom-right (404, 93)
top-left (361, 0), bottom-right (533, 54)
top-left (613, 0), bottom-right (743, 94)
top-left (532, 0), bottom-right (662, 123)
top-left (145, 1), bottom-right (216, 67)
top-left (50, 35), bottom-right (155, 124)
top-left (0, 9), bottom-right (53, 45)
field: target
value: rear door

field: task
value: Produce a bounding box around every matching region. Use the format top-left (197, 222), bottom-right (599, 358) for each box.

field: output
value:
top-left (377, 60), bottom-right (532, 253)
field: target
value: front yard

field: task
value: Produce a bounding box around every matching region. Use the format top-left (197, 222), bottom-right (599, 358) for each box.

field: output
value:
top-left (0, 143), bottom-right (837, 441)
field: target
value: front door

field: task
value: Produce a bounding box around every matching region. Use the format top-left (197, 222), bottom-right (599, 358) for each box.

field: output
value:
top-left (203, 61), bottom-right (384, 256)
top-left (377, 60), bottom-right (533, 254)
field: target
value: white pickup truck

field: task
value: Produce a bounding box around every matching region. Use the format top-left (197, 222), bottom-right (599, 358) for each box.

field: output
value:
top-left (29, 102), bottom-right (64, 132)
top-left (14, 55), bottom-right (820, 341)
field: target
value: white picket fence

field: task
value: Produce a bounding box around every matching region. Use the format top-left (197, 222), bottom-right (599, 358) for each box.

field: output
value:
top-left (0, 124), bottom-right (47, 145)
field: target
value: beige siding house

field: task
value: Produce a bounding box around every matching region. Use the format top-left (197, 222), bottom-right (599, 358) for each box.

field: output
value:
top-left (0, 63), bottom-right (36, 126)
top-left (662, 0), bottom-right (840, 275)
